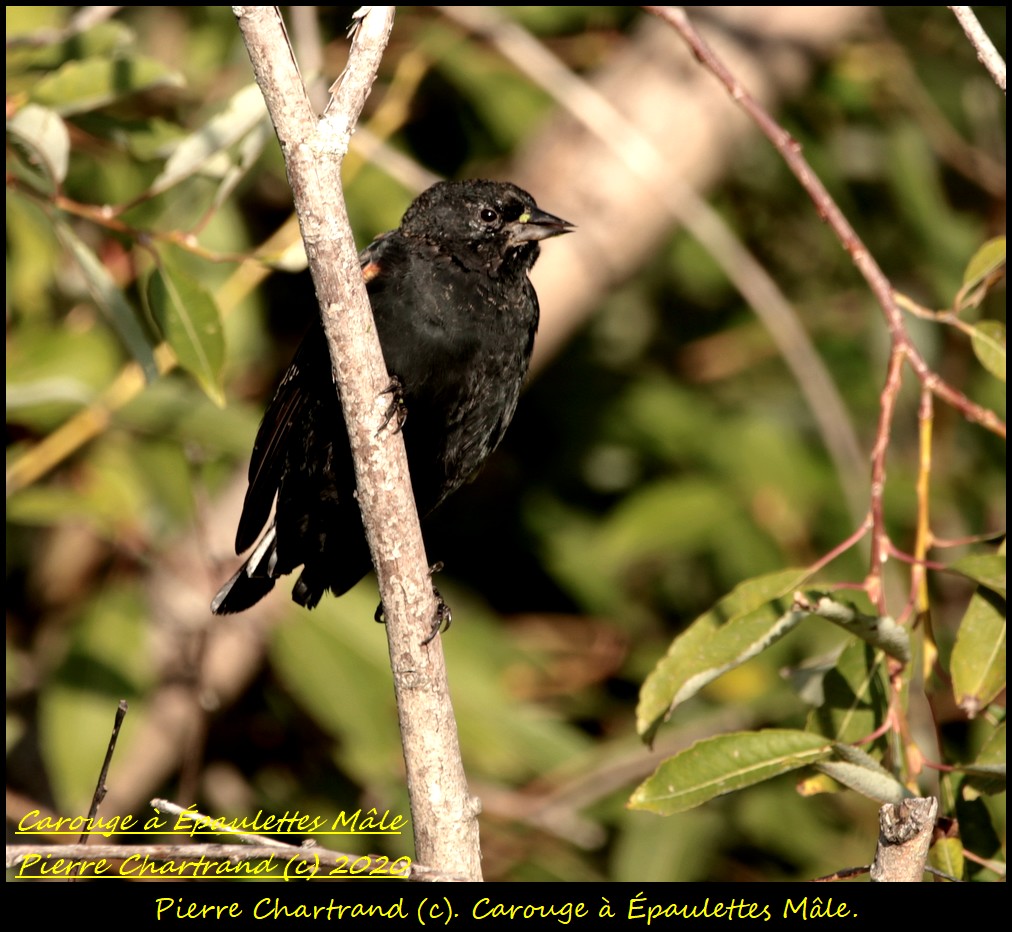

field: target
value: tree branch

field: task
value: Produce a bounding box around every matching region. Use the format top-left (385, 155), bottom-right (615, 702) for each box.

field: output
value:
top-left (949, 6), bottom-right (1006, 94)
top-left (870, 797), bottom-right (938, 882)
top-left (232, 5), bottom-right (481, 880)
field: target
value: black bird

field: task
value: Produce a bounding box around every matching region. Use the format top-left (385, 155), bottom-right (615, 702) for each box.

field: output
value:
top-left (212, 180), bottom-right (572, 616)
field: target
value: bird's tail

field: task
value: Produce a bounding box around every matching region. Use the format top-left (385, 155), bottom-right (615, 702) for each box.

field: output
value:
top-left (211, 519), bottom-right (375, 615)
top-left (210, 525), bottom-right (279, 614)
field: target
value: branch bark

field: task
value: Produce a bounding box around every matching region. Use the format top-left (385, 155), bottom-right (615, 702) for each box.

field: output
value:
top-left (870, 797), bottom-right (938, 882)
top-left (949, 6), bottom-right (1006, 93)
top-left (233, 5), bottom-right (481, 881)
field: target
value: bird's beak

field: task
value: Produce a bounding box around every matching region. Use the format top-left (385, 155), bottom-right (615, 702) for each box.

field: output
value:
top-left (507, 207), bottom-right (575, 244)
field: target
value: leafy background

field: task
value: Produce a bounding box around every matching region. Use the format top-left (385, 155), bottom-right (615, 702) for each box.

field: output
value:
top-left (6, 6), bottom-right (1005, 881)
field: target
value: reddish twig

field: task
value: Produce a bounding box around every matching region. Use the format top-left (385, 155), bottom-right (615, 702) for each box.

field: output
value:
top-left (647, 7), bottom-right (1005, 623)
top-left (647, 7), bottom-right (1003, 437)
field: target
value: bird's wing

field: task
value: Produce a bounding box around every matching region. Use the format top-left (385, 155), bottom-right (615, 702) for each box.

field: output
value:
top-left (233, 234), bottom-right (394, 555)
top-left (234, 336), bottom-right (318, 553)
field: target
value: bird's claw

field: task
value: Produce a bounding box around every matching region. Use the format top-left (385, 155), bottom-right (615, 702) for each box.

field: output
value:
top-left (373, 562), bottom-right (451, 645)
top-left (377, 376), bottom-right (408, 435)
top-left (421, 587), bottom-right (452, 646)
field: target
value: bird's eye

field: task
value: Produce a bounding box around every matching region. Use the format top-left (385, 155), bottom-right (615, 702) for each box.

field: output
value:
top-left (479, 207), bottom-right (499, 224)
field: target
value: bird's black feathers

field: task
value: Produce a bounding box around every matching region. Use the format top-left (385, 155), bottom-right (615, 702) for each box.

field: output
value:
top-left (212, 180), bottom-right (571, 616)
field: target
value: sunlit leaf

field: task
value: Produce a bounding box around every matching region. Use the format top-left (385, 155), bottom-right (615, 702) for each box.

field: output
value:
top-left (147, 264), bottom-right (225, 406)
top-left (7, 103), bottom-right (70, 188)
top-left (637, 569), bottom-right (811, 742)
top-left (207, 120), bottom-right (272, 216)
top-left (969, 320), bottom-right (1006, 383)
top-left (630, 730), bottom-right (832, 815)
top-left (796, 772), bottom-right (840, 797)
top-left (957, 236), bottom-right (1006, 313)
top-left (795, 593), bottom-right (910, 663)
top-left (929, 835), bottom-right (964, 882)
top-left (962, 721), bottom-right (1006, 799)
top-left (951, 541), bottom-right (1006, 718)
top-left (949, 552), bottom-right (1006, 599)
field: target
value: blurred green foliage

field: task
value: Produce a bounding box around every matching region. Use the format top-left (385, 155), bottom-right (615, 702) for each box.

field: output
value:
top-left (6, 6), bottom-right (1005, 882)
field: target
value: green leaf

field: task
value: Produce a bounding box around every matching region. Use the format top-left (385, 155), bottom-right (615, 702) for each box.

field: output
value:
top-left (30, 55), bottom-right (184, 116)
top-left (6, 18), bottom-right (135, 71)
top-left (950, 542), bottom-right (1006, 718)
top-left (147, 264), bottom-right (225, 406)
top-left (929, 836), bottom-right (964, 882)
top-left (957, 236), bottom-right (1006, 313)
top-left (630, 729), bottom-right (832, 815)
top-left (54, 222), bottom-right (158, 381)
top-left (969, 320), bottom-right (1006, 383)
top-left (949, 552), bottom-right (1006, 599)
top-left (637, 568), bottom-right (811, 742)
top-left (206, 121), bottom-right (272, 217)
top-left (7, 103), bottom-right (70, 188)
top-left (6, 190), bottom-right (62, 318)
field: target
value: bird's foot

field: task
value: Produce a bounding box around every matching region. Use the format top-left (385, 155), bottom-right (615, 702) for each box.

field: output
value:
top-left (373, 562), bottom-right (451, 645)
top-left (422, 585), bottom-right (452, 646)
top-left (377, 375), bottom-right (407, 435)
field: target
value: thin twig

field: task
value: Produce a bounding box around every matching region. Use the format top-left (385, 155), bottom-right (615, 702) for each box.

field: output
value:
top-left (949, 6), bottom-right (1006, 93)
top-left (864, 348), bottom-right (906, 614)
top-left (150, 798), bottom-right (290, 848)
top-left (70, 700), bottom-right (128, 878)
top-left (648, 8), bottom-right (1004, 440)
top-left (813, 864), bottom-right (870, 882)
top-left (648, 7), bottom-right (1004, 807)
top-left (79, 700), bottom-right (129, 845)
